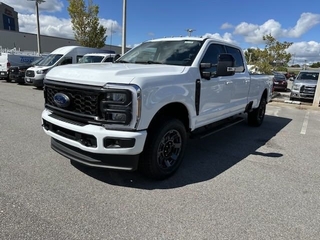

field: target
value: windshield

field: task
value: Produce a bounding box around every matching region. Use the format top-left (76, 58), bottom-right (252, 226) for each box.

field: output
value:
top-left (116, 40), bottom-right (203, 66)
top-left (297, 72), bottom-right (319, 81)
top-left (80, 56), bottom-right (104, 63)
top-left (36, 54), bottom-right (63, 66)
top-left (31, 58), bottom-right (43, 66)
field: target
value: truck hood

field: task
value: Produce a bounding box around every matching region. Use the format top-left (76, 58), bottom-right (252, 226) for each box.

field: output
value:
top-left (45, 63), bottom-right (186, 86)
top-left (294, 79), bottom-right (318, 86)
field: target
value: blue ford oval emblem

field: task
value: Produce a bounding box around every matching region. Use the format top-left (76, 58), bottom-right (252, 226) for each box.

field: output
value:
top-left (53, 93), bottom-right (70, 107)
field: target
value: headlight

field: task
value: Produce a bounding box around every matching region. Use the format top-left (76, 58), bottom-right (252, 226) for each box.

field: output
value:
top-left (36, 69), bottom-right (49, 74)
top-left (106, 92), bottom-right (127, 103)
top-left (292, 84), bottom-right (300, 90)
top-left (100, 90), bottom-right (132, 125)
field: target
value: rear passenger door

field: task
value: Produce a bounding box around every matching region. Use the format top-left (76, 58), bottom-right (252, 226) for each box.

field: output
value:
top-left (225, 46), bottom-right (250, 113)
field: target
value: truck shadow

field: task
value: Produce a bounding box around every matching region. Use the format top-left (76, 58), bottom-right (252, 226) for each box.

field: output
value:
top-left (71, 115), bottom-right (291, 189)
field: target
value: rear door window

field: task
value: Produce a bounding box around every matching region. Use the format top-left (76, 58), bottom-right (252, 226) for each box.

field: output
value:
top-left (225, 46), bottom-right (245, 72)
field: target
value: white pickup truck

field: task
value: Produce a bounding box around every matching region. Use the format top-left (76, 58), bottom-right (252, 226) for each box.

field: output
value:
top-left (41, 37), bottom-right (273, 179)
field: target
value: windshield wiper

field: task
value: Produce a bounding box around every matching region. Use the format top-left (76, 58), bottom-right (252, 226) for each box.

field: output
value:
top-left (135, 61), bottom-right (164, 64)
top-left (115, 60), bottom-right (130, 63)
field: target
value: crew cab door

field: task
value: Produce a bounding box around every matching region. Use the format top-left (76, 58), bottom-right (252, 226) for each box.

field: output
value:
top-left (196, 43), bottom-right (233, 126)
top-left (225, 46), bottom-right (250, 114)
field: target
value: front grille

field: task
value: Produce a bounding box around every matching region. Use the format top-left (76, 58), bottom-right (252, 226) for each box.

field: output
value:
top-left (25, 70), bottom-right (35, 77)
top-left (300, 85), bottom-right (316, 94)
top-left (45, 81), bottom-right (105, 121)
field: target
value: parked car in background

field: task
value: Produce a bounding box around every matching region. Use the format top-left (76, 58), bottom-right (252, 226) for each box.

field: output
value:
top-left (0, 51), bottom-right (42, 81)
top-left (79, 53), bottom-right (118, 63)
top-left (285, 72), bottom-right (296, 80)
top-left (290, 70), bottom-right (319, 101)
top-left (273, 73), bottom-right (288, 91)
top-left (8, 58), bottom-right (43, 84)
top-left (25, 46), bottom-right (114, 89)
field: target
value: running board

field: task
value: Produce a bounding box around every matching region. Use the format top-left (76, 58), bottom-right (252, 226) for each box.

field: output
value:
top-left (190, 116), bottom-right (245, 139)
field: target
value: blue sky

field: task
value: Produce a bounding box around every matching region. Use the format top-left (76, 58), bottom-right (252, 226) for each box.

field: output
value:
top-left (3, 0), bottom-right (320, 64)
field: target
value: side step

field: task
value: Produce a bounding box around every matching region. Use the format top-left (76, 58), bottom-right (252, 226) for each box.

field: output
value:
top-left (190, 116), bottom-right (245, 139)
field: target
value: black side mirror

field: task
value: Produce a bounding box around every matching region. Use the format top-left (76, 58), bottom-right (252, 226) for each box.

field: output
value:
top-left (216, 54), bottom-right (235, 76)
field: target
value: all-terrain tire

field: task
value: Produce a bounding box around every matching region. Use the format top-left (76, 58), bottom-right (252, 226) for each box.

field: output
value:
top-left (139, 117), bottom-right (187, 180)
top-left (248, 98), bottom-right (266, 127)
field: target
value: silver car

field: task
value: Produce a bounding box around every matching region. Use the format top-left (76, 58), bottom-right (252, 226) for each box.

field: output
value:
top-left (290, 70), bottom-right (319, 101)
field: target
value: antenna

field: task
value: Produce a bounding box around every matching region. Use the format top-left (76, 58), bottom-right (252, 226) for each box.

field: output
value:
top-left (185, 29), bottom-right (196, 37)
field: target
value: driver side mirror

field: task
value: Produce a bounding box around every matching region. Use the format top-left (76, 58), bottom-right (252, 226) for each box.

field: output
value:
top-left (216, 54), bottom-right (235, 76)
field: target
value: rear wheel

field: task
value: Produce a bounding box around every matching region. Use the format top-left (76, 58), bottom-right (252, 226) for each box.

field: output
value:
top-left (139, 117), bottom-right (187, 180)
top-left (248, 98), bottom-right (266, 127)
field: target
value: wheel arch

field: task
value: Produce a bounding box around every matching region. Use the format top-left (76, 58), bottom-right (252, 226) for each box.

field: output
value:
top-left (147, 102), bottom-right (190, 133)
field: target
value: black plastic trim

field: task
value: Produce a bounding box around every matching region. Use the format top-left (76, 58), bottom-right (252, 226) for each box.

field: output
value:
top-left (51, 138), bottom-right (140, 171)
top-left (195, 79), bottom-right (201, 115)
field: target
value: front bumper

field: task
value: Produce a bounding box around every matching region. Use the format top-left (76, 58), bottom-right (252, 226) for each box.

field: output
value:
top-left (9, 74), bottom-right (25, 83)
top-left (0, 71), bottom-right (8, 79)
top-left (42, 109), bottom-right (147, 170)
top-left (290, 91), bottom-right (314, 100)
top-left (33, 78), bottom-right (44, 87)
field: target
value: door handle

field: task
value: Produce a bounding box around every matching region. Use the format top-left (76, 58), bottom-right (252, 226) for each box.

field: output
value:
top-left (244, 79), bottom-right (250, 83)
top-left (226, 81), bottom-right (233, 85)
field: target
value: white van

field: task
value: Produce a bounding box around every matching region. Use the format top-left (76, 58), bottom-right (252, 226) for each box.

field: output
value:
top-left (0, 51), bottom-right (42, 80)
top-left (25, 46), bottom-right (113, 88)
top-left (80, 53), bottom-right (118, 63)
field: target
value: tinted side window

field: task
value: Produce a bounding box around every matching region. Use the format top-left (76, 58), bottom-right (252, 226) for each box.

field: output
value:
top-left (76, 55), bottom-right (83, 63)
top-left (103, 57), bottom-right (114, 62)
top-left (201, 44), bottom-right (226, 76)
top-left (225, 46), bottom-right (245, 72)
top-left (59, 57), bottom-right (73, 65)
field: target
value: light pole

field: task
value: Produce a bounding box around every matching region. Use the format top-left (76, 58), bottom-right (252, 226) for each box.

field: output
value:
top-left (122, 0), bottom-right (127, 55)
top-left (186, 29), bottom-right (195, 37)
top-left (28, 0), bottom-right (45, 55)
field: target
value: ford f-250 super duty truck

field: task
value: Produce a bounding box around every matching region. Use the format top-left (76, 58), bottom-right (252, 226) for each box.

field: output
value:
top-left (41, 37), bottom-right (273, 179)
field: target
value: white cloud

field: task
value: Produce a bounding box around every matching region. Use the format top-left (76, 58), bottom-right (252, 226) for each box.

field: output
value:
top-left (288, 41), bottom-right (320, 63)
top-left (202, 32), bottom-right (237, 45)
top-left (285, 13), bottom-right (320, 38)
top-left (233, 13), bottom-right (320, 44)
top-left (220, 23), bottom-right (234, 29)
top-left (234, 19), bottom-right (283, 44)
top-left (1, 0), bottom-right (64, 13)
top-left (17, 14), bottom-right (122, 40)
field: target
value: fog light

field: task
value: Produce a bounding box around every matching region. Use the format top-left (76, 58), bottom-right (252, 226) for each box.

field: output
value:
top-left (111, 112), bottom-right (127, 122)
top-left (104, 138), bottom-right (135, 148)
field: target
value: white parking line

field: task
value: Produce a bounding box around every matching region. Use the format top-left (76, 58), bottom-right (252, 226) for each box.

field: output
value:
top-left (273, 107), bottom-right (280, 117)
top-left (300, 111), bottom-right (310, 135)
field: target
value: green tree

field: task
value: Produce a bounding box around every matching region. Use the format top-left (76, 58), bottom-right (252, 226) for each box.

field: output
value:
top-left (310, 62), bottom-right (320, 68)
top-left (249, 34), bottom-right (293, 74)
top-left (244, 48), bottom-right (260, 64)
top-left (68, 0), bottom-right (107, 48)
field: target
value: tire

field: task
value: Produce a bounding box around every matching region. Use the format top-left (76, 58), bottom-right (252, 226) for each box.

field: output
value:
top-left (139, 117), bottom-right (187, 180)
top-left (248, 98), bottom-right (266, 127)
top-left (6, 78), bottom-right (11, 83)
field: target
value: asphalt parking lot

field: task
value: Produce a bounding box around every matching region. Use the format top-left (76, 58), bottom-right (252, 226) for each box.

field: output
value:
top-left (1, 81), bottom-right (320, 240)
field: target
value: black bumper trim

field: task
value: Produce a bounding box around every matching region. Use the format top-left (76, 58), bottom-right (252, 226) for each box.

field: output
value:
top-left (51, 138), bottom-right (140, 171)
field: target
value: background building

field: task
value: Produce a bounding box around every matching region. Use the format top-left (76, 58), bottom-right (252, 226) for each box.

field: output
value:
top-left (0, 2), bottom-right (19, 32)
top-left (0, 2), bottom-right (126, 54)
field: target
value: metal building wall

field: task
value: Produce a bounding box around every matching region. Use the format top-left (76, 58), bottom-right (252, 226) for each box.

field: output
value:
top-left (0, 30), bottom-right (125, 54)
